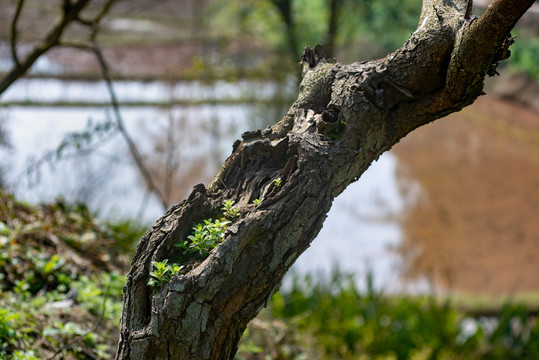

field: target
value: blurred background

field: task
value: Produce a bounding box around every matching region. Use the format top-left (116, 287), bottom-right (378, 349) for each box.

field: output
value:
top-left (1, 0), bottom-right (539, 359)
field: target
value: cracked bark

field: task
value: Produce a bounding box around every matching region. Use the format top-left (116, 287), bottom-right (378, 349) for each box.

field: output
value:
top-left (116, 0), bottom-right (535, 359)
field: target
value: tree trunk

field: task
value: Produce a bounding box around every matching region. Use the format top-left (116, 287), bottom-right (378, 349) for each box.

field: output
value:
top-left (116, 0), bottom-right (535, 359)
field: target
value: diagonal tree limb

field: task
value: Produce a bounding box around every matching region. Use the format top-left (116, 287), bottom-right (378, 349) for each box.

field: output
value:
top-left (445, 0), bottom-right (536, 101)
top-left (115, 1), bottom-right (536, 359)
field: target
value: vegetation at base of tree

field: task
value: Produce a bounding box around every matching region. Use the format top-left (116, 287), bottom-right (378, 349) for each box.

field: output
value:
top-left (0, 190), bottom-right (140, 359)
top-left (1, 191), bottom-right (539, 359)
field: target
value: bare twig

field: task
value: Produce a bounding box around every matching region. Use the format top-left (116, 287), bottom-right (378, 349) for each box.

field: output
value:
top-left (10, 0), bottom-right (25, 68)
top-left (4, 0), bottom-right (169, 211)
top-left (0, 0), bottom-right (92, 95)
top-left (9, 121), bottom-right (118, 189)
top-left (75, 0), bottom-right (117, 40)
top-left (90, 0), bottom-right (117, 40)
top-left (464, 0), bottom-right (473, 19)
top-left (59, 39), bottom-right (168, 210)
top-left (91, 45), bottom-right (169, 210)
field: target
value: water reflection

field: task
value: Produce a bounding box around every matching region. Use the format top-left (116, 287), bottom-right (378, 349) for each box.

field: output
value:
top-left (393, 96), bottom-right (539, 295)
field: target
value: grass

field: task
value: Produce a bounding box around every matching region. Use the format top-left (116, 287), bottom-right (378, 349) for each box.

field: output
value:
top-left (2, 190), bottom-right (539, 359)
top-left (238, 271), bottom-right (539, 360)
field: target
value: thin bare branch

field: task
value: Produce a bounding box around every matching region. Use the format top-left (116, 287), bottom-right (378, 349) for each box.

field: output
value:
top-left (75, 0), bottom-right (118, 40)
top-left (10, 0), bottom-right (25, 68)
top-left (92, 48), bottom-right (169, 210)
top-left (0, 0), bottom-right (92, 95)
top-left (59, 39), bottom-right (169, 210)
top-left (464, 0), bottom-right (473, 19)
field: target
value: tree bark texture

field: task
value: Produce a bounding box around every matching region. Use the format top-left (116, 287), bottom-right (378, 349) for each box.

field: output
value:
top-left (116, 0), bottom-right (535, 359)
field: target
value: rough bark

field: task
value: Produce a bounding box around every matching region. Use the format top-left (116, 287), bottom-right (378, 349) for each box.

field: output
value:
top-left (116, 0), bottom-right (535, 359)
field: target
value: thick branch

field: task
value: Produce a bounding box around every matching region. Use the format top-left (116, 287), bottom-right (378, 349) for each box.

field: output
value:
top-left (116, 1), bottom-right (534, 359)
top-left (446, 0), bottom-right (536, 101)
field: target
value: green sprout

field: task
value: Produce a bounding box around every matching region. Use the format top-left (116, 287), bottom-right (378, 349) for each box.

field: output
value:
top-left (273, 178), bottom-right (282, 188)
top-left (222, 200), bottom-right (239, 218)
top-left (147, 259), bottom-right (183, 289)
top-left (175, 219), bottom-right (231, 257)
top-left (253, 198), bottom-right (264, 207)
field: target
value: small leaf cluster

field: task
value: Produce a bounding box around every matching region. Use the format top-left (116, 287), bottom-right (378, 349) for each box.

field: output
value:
top-left (253, 198), bottom-right (264, 207)
top-left (147, 260), bottom-right (183, 289)
top-left (222, 200), bottom-right (239, 218)
top-left (175, 218), bottom-right (231, 257)
top-left (149, 200), bottom-right (237, 291)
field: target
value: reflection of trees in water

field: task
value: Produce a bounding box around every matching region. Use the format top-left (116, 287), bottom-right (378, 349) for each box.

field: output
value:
top-left (393, 97), bottom-right (539, 295)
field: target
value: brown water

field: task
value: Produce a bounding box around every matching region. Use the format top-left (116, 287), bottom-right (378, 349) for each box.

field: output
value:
top-left (392, 95), bottom-right (539, 295)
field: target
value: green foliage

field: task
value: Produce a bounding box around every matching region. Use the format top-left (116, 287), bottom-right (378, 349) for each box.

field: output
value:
top-left (0, 190), bottom-right (128, 359)
top-left (0, 309), bottom-right (21, 353)
top-left (248, 271), bottom-right (539, 360)
top-left (10, 350), bottom-right (40, 360)
top-left (173, 200), bottom-right (236, 264)
top-left (73, 272), bottom-right (126, 322)
top-left (3, 191), bottom-right (539, 360)
top-left (342, 0), bottom-right (421, 54)
top-left (253, 198), bottom-right (264, 207)
top-left (104, 219), bottom-right (146, 257)
top-left (222, 200), bottom-right (239, 219)
top-left (509, 32), bottom-right (539, 80)
top-left (273, 177), bottom-right (282, 188)
top-left (0, 286), bottom-right (120, 359)
top-left (213, 0), bottom-right (421, 69)
top-left (0, 190), bottom-right (138, 294)
top-left (147, 260), bottom-right (183, 289)
top-left (175, 218), bottom-right (231, 257)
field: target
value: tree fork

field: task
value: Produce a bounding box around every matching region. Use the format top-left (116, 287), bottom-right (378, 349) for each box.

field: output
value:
top-left (116, 0), bottom-right (535, 358)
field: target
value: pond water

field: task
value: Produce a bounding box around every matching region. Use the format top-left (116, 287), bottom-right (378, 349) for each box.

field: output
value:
top-left (0, 77), bottom-right (425, 292)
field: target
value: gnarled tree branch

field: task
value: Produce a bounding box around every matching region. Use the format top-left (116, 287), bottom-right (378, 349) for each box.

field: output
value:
top-left (116, 1), bottom-right (536, 359)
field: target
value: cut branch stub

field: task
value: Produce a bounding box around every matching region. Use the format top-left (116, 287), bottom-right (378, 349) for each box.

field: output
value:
top-left (301, 44), bottom-right (328, 69)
